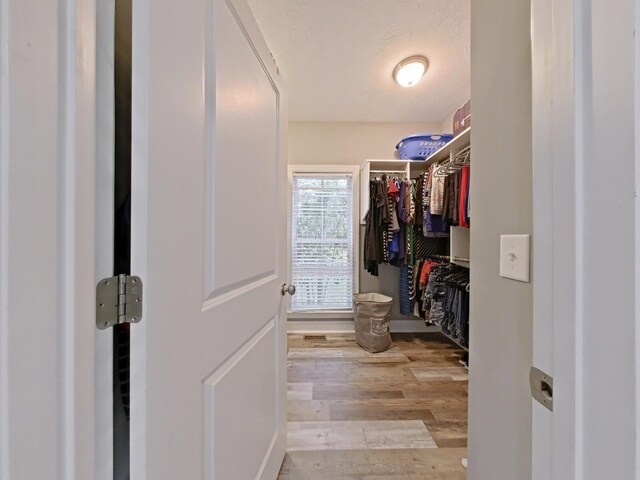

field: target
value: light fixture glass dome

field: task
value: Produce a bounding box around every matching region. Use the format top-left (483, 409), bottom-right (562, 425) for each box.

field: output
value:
top-left (393, 56), bottom-right (428, 88)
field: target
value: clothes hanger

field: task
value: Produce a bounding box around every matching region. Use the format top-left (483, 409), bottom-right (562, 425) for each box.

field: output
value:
top-left (432, 146), bottom-right (471, 178)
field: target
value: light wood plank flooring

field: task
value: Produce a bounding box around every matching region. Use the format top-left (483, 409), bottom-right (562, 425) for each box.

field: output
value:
top-left (278, 332), bottom-right (468, 479)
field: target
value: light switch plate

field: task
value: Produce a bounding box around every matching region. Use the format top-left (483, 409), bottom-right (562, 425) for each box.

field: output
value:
top-left (500, 234), bottom-right (531, 282)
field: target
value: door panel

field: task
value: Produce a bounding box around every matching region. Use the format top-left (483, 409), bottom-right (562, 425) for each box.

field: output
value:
top-left (206, 0), bottom-right (279, 298)
top-left (204, 320), bottom-right (278, 479)
top-left (130, 0), bottom-right (287, 478)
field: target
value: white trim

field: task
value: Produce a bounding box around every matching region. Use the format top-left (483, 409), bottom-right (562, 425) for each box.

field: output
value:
top-left (94, 0), bottom-right (115, 477)
top-left (130, 0), bottom-right (150, 476)
top-left (287, 164), bottom-right (360, 316)
top-left (390, 321), bottom-right (437, 333)
top-left (532, 1), bottom-right (581, 477)
top-left (533, 0), bottom-right (640, 477)
top-left (636, 0), bottom-right (640, 469)
top-left (287, 319), bottom-right (438, 334)
top-left (59, 1), bottom-right (78, 476)
top-left (531, 1), bottom-right (555, 478)
top-left (0, 1), bottom-right (105, 477)
top-left (287, 320), bottom-right (354, 333)
top-left (288, 311), bottom-right (353, 319)
top-left (0, 0), bottom-right (9, 476)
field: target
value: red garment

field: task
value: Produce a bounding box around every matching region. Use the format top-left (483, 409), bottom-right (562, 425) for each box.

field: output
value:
top-left (388, 179), bottom-right (400, 202)
top-left (459, 165), bottom-right (470, 228)
top-left (419, 260), bottom-right (436, 285)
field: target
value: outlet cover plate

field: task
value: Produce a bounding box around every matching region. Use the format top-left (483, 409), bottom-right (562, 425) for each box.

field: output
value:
top-left (500, 234), bottom-right (531, 282)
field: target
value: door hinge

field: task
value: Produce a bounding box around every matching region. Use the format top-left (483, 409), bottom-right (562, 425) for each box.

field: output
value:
top-left (96, 274), bottom-right (143, 330)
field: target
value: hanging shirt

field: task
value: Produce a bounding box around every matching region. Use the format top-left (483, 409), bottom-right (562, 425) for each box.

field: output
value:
top-left (459, 165), bottom-right (470, 228)
top-left (388, 178), bottom-right (400, 202)
top-left (414, 176), bottom-right (425, 227)
top-left (419, 260), bottom-right (437, 285)
top-left (429, 171), bottom-right (445, 215)
top-left (406, 180), bottom-right (415, 223)
top-left (424, 205), bottom-right (449, 237)
top-left (465, 166), bottom-right (471, 223)
top-left (387, 183), bottom-right (400, 232)
top-left (399, 181), bottom-right (407, 223)
top-left (364, 181), bottom-right (382, 275)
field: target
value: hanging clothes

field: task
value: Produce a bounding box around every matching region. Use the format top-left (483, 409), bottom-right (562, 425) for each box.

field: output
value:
top-left (424, 206), bottom-right (449, 237)
top-left (442, 173), bottom-right (456, 226)
top-left (459, 165), bottom-right (470, 228)
top-left (399, 264), bottom-right (412, 315)
top-left (429, 170), bottom-right (445, 215)
top-left (430, 161), bottom-right (471, 229)
top-left (422, 263), bottom-right (470, 346)
top-left (364, 176), bottom-right (413, 276)
top-left (364, 179), bottom-right (391, 275)
top-left (413, 175), bottom-right (425, 228)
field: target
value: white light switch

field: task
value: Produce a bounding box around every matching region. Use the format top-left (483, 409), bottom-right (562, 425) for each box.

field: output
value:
top-left (500, 234), bottom-right (531, 282)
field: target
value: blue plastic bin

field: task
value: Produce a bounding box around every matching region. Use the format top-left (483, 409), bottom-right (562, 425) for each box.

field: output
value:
top-left (396, 133), bottom-right (454, 160)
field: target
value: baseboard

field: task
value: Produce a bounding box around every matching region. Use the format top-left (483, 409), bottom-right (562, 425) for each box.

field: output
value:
top-left (390, 320), bottom-right (440, 333)
top-left (286, 319), bottom-right (440, 334)
top-left (287, 320), bottom-right (354, 333)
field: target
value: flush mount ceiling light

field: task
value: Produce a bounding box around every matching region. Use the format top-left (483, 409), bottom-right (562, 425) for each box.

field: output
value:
top-left (393, 55), bottom-right (429, 88)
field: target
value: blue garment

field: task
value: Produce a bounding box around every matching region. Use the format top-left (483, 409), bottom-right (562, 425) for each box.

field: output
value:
top-left (390, 231), bottom-right (400, 256)
top-left (399, 264), bottom-right (412, 315)
top-left (424, 205), bottom-right (449, 236)
top-left (399, 181), bottom-right (408, 222)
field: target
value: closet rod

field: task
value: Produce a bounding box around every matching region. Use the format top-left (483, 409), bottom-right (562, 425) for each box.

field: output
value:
top-left (452, 256), bottom-right (470, 265)
top-left (426, 254), bottom-right (450, 261)
top-left (369, 170), bottom-right (407, 175)
top-left (452, 145), bottom-right (471, 159)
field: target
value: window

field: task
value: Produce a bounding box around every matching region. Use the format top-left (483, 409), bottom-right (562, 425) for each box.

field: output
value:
top-left (290, 171), bottom-right (356, 312)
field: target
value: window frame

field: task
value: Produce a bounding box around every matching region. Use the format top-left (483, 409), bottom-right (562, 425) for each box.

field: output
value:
top-left (287, 165), bottom-right (360, 316)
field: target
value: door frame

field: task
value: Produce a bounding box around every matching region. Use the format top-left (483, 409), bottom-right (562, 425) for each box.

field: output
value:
top-left (531, 0), bottom-right (639, 478)
top-left (0, 0), bottom-right (113, 478)
top-left (287, 164), bottom-right (361, 319)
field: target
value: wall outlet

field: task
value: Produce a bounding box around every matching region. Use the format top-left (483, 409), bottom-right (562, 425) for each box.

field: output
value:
top-left (499, 234), bottom-right (531, 282)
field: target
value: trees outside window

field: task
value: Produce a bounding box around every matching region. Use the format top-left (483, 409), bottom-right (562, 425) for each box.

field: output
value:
top-left (291, 175), bottom-right (354, 311)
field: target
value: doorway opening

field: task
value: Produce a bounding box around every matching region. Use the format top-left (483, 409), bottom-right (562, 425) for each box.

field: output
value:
top-left (276, 4), bottom-right (473, 472)
top-left (251, 0), bottom-right (532, 478)
top-left (114, 0), bottom-right (133, 477)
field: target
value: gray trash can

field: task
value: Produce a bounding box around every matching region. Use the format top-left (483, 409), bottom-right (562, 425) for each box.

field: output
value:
top-left (353, 293), bottom-right (393, 353)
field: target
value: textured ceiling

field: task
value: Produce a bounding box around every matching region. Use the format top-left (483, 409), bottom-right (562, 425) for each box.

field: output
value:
top-left (246, 0), bottom-right (470, 123)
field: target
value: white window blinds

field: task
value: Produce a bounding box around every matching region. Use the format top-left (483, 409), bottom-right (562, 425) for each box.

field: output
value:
top-left (291, 174), bottom-right (354, 311)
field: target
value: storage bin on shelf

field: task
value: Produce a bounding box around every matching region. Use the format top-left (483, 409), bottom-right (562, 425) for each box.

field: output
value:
top-left (453, 100), bottom-right (471, 136)
top-left (396, 133), bottom-right (454, 160)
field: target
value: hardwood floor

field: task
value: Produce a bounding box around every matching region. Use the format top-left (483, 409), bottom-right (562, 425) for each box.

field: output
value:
top-left (278, 332), bottom-right (468, 479)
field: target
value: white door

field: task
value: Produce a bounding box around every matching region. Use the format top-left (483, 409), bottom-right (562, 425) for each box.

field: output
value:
top-left (0, 0), bottom-right (114, 478)
top-left (531, 0), bottom-right (639, 478)
top-left (129, 0), bottom-right (288, 478)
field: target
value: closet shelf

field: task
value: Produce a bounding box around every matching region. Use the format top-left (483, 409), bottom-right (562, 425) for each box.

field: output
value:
top-left (421, 127), bottom-right (471, 167)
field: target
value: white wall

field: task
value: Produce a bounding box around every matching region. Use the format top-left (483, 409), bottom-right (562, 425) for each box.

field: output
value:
top-left (440, 110), bottom-right (456, 135)
top-left (288, 121), bottom-right (442, 325)
top-left (468, 1), bottom-right (533, 479)
top-left (289, 122), bottom-right (442, 165)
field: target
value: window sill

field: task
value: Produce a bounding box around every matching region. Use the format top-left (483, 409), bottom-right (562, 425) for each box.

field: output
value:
top-left (287, 310), bottom-right (354, 319)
